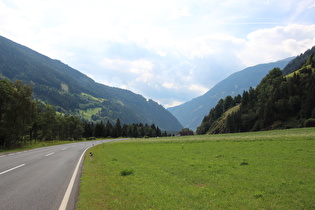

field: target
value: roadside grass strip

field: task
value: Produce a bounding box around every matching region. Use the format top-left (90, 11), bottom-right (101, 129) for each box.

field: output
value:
top-left (77, 128), bottom-right (315, 209)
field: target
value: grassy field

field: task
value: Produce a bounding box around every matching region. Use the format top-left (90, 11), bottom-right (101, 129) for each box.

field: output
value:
top-left (77, 128), bottom-right (315, 209)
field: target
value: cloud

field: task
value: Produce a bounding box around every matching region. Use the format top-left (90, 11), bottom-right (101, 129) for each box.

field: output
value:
top-left (162, 82), bottom-right (177, 89)
top-left (0, 0), bottom-right (315, 108)
top-left (169, 6), bottom-right (191, 19)
top-left (94, 24), bottom-right (315, 108)
top-left (239, 24), bottom-right (315, 66)
top-left (189, 84), bottom-right (208, 94)
top-left (99, 58), bottom-right (154, 86)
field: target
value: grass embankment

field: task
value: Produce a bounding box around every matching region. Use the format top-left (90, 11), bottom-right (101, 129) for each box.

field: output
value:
top-left (77, 128), bottom-right (315, 209)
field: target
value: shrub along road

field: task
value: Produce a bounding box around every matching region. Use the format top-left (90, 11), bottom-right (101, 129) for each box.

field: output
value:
top-left (0, 139), bottom-right (124, 210)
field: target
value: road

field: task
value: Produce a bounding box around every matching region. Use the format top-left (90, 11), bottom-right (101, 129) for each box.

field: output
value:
top-left (0, 139), bottom-right (119, 210)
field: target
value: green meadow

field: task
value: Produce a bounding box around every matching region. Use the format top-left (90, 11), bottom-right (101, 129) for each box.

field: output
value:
top-left (79, 107), bottom-right (102, 121)
top-left (77, 128), bottom-right (315, 209)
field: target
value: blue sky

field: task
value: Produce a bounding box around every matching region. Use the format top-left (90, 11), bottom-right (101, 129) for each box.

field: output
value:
top-left (1, 0), bottom-right (315, 107)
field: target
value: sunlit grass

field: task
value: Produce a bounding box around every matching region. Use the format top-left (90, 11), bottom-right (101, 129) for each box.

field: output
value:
top-left (79, 107), bottom-right (102, 120)
top-left (77, 128), bottom-right (315, 209)
top-left (81, 93), bottom-right (107, 103)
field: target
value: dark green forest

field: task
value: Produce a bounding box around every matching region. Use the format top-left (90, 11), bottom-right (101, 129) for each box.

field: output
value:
top-left (197, 50), bottom-right (315, 134)
top-left (282, 46), bottom-right (315, 75)
top-left (0, 79), bottom-right (167, 149)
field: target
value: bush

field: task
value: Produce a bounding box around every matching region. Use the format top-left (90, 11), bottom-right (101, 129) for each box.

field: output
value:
top-left (120, 169), bottom-right (134, 176)
top-left (304, 118), bottom-right (315, 127)
top-left (240, 159), bottom-right (249, 166)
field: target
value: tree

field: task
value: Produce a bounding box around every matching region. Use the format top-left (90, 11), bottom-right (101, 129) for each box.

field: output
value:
top-left (223, 96), bottom-right (234, 111)
top-left (132, 124), bottom-right (138, 137)
top-left (105, 120), bottom-right (113, 137)
top-left (156, 126), bottom-right (162, 137)
top-left (83, 122), bottom-right (94, 138)
top-left (94, 121), bottom-right (105, 137)
top-left (150, 123), bottom-right (157, 137)
top-left (0, 80), bottom-right (37, 148)
top-left (67, 116), bottom-right (84, 140)
top-left (115, 118), bottom-right (122, 137)
top-left (179, 128), bottom-right (194, 135)
top-left (36, 104), bottom-right (56, 141)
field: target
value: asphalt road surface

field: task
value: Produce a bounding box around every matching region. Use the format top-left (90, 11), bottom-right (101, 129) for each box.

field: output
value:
top-left (0, 139), bottom-right (121, 210)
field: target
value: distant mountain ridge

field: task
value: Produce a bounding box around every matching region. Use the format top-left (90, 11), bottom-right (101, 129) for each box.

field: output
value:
top-left (0, 35), bottom-right (183, 131)
top-left (168, 58), bottom-right (293, 130)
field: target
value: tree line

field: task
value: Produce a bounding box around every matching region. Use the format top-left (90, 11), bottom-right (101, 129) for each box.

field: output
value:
top-left (0, 79), bottom-right (167, 149)
top-left (83, 119), bottom-right (167, 139)
top-left (197, 52), bottom-right (315, 134)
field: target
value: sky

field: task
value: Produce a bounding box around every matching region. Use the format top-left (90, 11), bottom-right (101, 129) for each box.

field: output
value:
top-left (1, 0), bottom-right (315, 108)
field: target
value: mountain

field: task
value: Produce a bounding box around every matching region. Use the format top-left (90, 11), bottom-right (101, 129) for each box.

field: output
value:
top-left (197, 47), bottom-right (315, 134)
top-left (0, 35), bottom-right (183, 131)
top-left (167, 58), bottom-right (293, 130)
top-left (282, 46), bottom-right (315, 75)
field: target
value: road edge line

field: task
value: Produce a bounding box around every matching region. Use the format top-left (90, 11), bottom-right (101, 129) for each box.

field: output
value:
top-left (58, 146), bottom-right (91, 210)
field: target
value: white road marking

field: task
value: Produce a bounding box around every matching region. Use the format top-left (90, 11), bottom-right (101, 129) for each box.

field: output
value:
top-left (0, 164), bottom-right (26, 175)
top-left (45, 152), bottom-right (54, 157)
top-left (61, 147), bottom-right (68, 151)
top-left (58, 147), bottom-right (91, 210)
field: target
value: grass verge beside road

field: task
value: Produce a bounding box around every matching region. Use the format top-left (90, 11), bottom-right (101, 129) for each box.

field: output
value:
top-left (77, 128), bottom-right (315, 209)
top-left (0, 140), bottom-right (79, 154)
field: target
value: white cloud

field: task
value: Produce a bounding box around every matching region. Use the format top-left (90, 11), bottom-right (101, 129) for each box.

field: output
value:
top-left (175, 34), bottom-right (245, 59)
top-left (162, 82), bottom-right (177, 89)
top-left (164, 100), bottom-right (183, 109)
top-left (0, 0), bottom-right (314, 108)
top-left (239, 24), bottom-right (315, 66)
top-left (189, 85), bottom-right (208, 95)
top-left (100, 58), bottom-right (154, 83)
top-left (169, 6), bottom-right (191, 19)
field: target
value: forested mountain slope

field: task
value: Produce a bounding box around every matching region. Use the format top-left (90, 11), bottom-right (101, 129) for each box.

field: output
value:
top-left (168, 58), bottom-right (292, 130)
top-left (197, 47), bottom-right (315, 134)
top-left (282, 46), bottom-right (315, 75)
top-left (0, 36), bottom-right (183, 131)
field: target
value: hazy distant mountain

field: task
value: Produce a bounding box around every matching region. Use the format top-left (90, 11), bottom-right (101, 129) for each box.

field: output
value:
top-left (168, 58), bottom-right (293, 130)
top-left (0, 35), bottom-right (183, 131)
